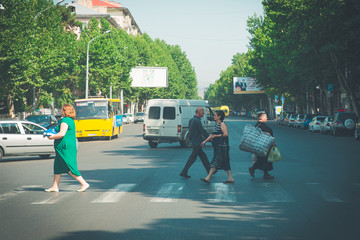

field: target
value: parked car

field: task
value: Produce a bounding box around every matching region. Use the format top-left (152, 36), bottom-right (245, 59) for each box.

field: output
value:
top-left (302, 114), bottom-right (316, 129)
top-left (122, 114), bottom-right (129, 124)
top-left (134, 112), bottom-right (145, 123)
top-left (355, 120), bottom-right (360, 140)
top-left (308, 116), bottom-right (327, 132)
top-left (0, 120), bottom-right (54, 160)
top-left (320, 116), bottom-right (334, 135)
top-left (25, 114), bottom-right (58, 129)
top-left (330, 112), bottom-right (357, 136)
top-left (287, 114), bottom-right (298, 127)
top-left (295, 114), bottom-right (305, 128)
top-left (283, 113), bottom-right (294, 126)
top-left (126, 113), bottom-right (134, 123)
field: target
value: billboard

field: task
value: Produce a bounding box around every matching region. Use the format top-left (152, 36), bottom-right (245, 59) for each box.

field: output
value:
top-left (233, 77), bottom-right (264, 94)
top-left (130, 67), bottom-right (168, 88)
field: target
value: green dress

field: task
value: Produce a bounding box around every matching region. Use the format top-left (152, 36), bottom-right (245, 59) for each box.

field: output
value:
top-left (53, 117), bottom-right (81, 176)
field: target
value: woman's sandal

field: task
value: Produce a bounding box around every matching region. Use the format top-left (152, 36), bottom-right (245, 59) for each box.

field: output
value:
top-left (223, 180), bottom-right (235, 184)
top-left (200, 178), bottom-right (210, 184)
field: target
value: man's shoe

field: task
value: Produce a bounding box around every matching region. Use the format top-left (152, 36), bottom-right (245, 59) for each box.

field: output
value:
top-left (248, 167), bottom-right (255, 177)
top-left (180, 173), bottom-right (191, 178)
top-left (263, 174), bottom-right (274, 180)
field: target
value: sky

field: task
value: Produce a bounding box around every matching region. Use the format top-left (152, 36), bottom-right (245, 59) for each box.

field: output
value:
top-left (65, 0), bottom-right (264, 97)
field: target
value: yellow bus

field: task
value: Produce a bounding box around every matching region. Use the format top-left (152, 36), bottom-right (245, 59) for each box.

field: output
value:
top-left (74, 98), bottom-right (123, 140)
top-left (212, 105), bottom-right (230, 117)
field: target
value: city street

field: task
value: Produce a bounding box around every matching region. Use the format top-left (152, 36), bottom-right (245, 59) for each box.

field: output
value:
top-left (0, 117), bottom-right (360, 240)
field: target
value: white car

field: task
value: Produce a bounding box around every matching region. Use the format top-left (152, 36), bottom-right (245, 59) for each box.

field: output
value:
top-left (0, 120), bottom-right (54, 160)
top-left (287, 114), bottom-right (298, 127)
top-left (134, 112), bottom-right (145, 123)
top-left (308, 116), bottom-right (327, 132)
top-left (125, 113), bottom-right (134, 123)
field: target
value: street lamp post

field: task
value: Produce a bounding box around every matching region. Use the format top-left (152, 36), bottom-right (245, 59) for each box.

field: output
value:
top-left (85, 30), bottom-right (111, 99)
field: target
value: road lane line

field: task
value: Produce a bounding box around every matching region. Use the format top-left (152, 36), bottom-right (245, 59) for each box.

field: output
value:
top-left (91, 184), bottom-right (136, 203)
top-left (306, 183), bottom-right (343, 202)
top-left (31, 185), bottom-right (78, 205)
top-left (150, 183), bottom-right (185, 202)
top-left (0, 185), bottom-right (43, 202)
top-left (208, 183), bottom-right (237, 203)
top-left (260, 182), bottom-right (295, 203)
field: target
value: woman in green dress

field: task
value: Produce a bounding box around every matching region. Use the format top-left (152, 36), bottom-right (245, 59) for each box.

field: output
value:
top-left (45, 104), bottom-right (89, 192)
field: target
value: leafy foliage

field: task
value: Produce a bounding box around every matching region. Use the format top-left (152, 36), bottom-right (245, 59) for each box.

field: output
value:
top-left (0, 1), bottom-right (199, 116)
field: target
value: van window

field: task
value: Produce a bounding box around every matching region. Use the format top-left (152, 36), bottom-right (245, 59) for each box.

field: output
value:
top-left (149, 107), bottom-right (161, 119)
top-left (163, 107), bottom-right (176, 120)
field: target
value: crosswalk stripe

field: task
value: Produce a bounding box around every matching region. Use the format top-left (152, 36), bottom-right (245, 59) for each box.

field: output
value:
top-left (31, 185), bottom-right (78, 205)
top-left (306, 183), bottom-right (344, 202)
top-left (208, 183), bottom-right (237, 203)
top-left (91, 184), bottom-right (136, 203)
top-left (150, 183), bottom-right (185, 202)
top-left (259, 182), bottom-right (295, 203)
top-left (0, 185), bottom-right (43, 202)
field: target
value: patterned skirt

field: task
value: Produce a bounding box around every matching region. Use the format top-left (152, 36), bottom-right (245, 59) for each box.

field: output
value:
top-left (210, 145), bottom-right (231, 171)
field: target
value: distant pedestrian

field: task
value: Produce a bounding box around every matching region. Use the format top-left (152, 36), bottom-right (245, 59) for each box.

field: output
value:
top-left (200, 110), bottom-right (234, 184)
top-left (248, 112), bottom-right (275, 179)
top-left (45, 104), bottom-right (89, 192)
top-left (180, 107), bottom-right (211, 178)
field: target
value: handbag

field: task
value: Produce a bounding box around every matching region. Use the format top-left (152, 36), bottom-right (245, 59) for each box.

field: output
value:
top-left (239, 124), bottom-right (274, 157)
top-left (268, 145), bottom-right (281, 163)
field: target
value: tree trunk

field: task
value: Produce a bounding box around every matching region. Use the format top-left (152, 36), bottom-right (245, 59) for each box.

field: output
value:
top-left (7, 94), bottom-right (15, 119)
top-left (330, 52), bottom-right (360, 117)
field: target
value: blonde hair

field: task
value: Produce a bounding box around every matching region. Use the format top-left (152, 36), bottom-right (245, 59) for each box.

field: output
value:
top-left (62, 104), bottom-right (76, 119)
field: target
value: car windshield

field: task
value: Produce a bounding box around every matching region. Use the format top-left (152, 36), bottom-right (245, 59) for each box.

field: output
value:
top-left (338, 113), bottom-right (356, 121)
top-left (26, 116), bottom-right (49, 126)
top-left (136, 113), bottom-right (145, 116)
top-left (75, 101), bottom-right (109, 119)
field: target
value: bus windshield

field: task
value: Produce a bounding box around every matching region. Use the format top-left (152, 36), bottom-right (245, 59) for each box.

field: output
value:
top-left (75, 100), bottom-right (109, 119)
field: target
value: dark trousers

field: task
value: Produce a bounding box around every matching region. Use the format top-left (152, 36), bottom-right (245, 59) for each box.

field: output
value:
top-left (181, 146), bottom-right (210, 174)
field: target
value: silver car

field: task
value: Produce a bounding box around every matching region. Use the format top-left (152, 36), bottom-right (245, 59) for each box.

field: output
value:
top-left (0, 120), bottom-right (54, 160)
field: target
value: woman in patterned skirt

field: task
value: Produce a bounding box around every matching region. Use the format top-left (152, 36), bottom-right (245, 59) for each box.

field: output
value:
top-left (200, 110), bottom-right (234, 184)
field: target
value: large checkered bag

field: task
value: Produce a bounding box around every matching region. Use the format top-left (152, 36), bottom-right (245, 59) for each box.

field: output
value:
top-left (239, 124), bottom-right (274, 157)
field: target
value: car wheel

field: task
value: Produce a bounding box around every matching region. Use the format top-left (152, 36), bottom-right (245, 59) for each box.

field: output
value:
top-left (39, 154), bottom-right (51, 159)
top-left (355, 129), bottom-right (359, 140)
top-left (0, 148), bottom-right (4, 161)
top-left (149, 140), bottom-right (158, 148)
top-left (344, 119), bottom-right (355, 130)
top-left (180, 132), bottom-right (192, 148)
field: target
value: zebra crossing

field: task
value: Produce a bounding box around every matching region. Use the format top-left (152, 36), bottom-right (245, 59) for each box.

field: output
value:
top-left (0, 180), bottom-right (359, 205)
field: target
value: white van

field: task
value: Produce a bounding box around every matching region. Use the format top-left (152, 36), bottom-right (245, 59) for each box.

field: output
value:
top-left (143, 99), bottom-right (216, 148)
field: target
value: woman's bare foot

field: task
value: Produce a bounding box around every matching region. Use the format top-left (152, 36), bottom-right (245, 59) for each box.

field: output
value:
top-left (77, 183), bottom-right (90, 192)
top-left (45, 188), bottom-right (59, 192)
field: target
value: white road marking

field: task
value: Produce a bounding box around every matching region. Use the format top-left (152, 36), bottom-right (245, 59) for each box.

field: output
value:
top-left (150, 183), bottom-right (184, 202)
top-left (31, 185), bottom-right (79, 205)
top-left (0, 185), bottom-right (43, 202)
top-left (260, 182), bottom-right (295, 203)
top-left (91, 184), bottom-right (136, 203)
top-left (306, 183), bottom-right (343, 202)
top-left (208, 183), bottom-right (237, 203)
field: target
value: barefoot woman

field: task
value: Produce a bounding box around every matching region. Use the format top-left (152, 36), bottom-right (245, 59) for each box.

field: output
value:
top-left (46, 104), bottom-right (89, 192)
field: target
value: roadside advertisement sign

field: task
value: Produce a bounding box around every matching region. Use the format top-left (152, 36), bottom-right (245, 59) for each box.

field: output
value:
top-left (233, 77), bottom-right (264, 94)
top-left (130, 67), bottom-right (168, 88)
top-left (275, 106), bottom-right (282, 115)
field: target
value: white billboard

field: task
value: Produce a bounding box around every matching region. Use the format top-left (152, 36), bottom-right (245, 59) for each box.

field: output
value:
top-left (130, 67), bottom-right (168, 88)
top-left (233, 77), bottom-right (264, 94)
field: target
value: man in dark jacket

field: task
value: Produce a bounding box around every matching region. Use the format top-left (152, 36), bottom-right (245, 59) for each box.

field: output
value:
top-left (180, 107), bottom-right (211, 178)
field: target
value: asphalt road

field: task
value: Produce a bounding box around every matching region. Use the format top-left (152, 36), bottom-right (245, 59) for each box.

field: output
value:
top-left (0, 117), bottom-right (360, 240)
